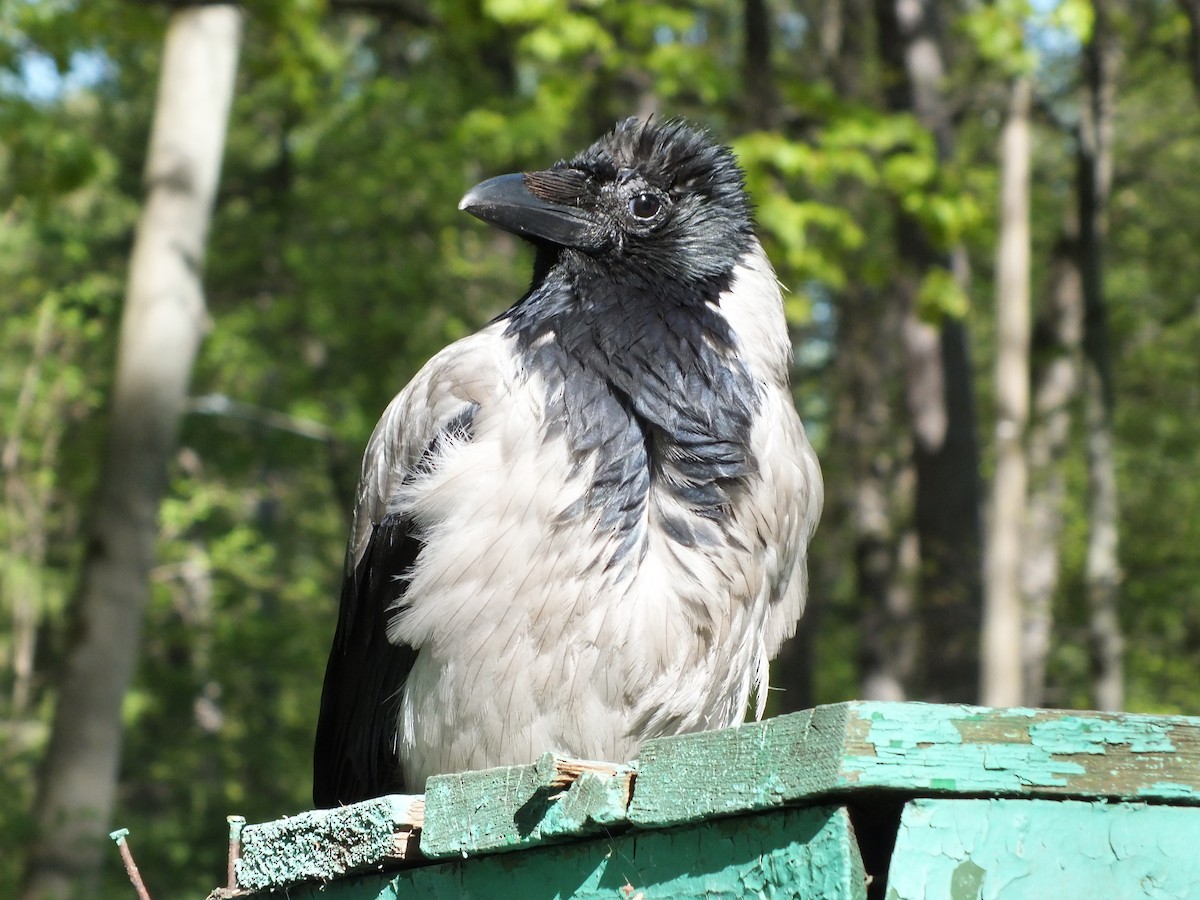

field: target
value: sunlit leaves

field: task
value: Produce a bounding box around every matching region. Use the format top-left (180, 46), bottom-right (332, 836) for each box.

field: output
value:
top-left (916, 266), bottom-right (969, 323)
top-left (732, 106), bottom-right (983, 308)
top-left (1048, 0), bottom-right (1095, 44)
top-left (961, 0), bottom-right (1036, 74)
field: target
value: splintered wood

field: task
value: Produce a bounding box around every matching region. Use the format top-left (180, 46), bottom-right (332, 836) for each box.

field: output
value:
top-left (226, 703), bottom-right (1200, 897)
top-left (546, 756), bottom-right (629, 790)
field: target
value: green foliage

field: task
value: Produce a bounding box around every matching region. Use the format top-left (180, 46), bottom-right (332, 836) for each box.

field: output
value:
top-left (961, 0), bottom-right (1036, 74)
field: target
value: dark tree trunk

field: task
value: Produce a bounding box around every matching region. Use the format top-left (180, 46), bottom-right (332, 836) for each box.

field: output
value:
top-left (743, 0), bottom-right (778, 128)
top-left (873, 0), bottom-right (984, 703)
top-left (1078, 0), bottom-right (1125, 711)
top-left (1021, 225), bottom-right (1084, 708)
top-left (838, 287), bottom-right (918, 701)
top-left (1176, 0), bottom-right (1200, 99)
top-left (802, 0), bottom-right (921, 704)
top-left (821, 0), bottom-right (871, 97)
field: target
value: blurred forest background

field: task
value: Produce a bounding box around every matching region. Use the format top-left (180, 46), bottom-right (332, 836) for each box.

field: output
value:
top-left (3, 0), bottom-right (1199, 896)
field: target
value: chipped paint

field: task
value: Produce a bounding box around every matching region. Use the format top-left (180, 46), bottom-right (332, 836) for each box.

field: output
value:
top-left (236, 794), bottom-right (423, 891)
top-left (243, 807), bottom-right (865, 899)
top-left (1139, 781), bottom-right (1200, 800)
top-left (631, 702), bottom-right (1200, 828)
top-left (420, 753), bottom-right (635, 859)
top-left (1029, 716), bottom-right (1177, 754)
top-left (235, 702), bottom-right (1200, 896)
top-left (886, 798), bottom-right (1200, 899)
top-left (844, 703), bottom-right (1200, 799)
top-left (846, 703), bottom-right (1088, 792)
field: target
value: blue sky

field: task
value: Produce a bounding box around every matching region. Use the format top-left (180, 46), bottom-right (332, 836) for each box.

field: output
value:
top-left (2, 47), bottom-right (110, 103)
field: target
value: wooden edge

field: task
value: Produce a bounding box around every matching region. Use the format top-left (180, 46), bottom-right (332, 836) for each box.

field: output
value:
top-left (628, 701), bottom-right (1200, 827)
top-left (229, 702), bottom-right (1200, 892)
top-left (234, 793), bottom-right (425, 891)
top-left (418, 752), bottom-right (636, 859)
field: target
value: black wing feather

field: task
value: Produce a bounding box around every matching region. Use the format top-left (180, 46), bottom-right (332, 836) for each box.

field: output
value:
top-left (313, 513), bottom-right (419, 807)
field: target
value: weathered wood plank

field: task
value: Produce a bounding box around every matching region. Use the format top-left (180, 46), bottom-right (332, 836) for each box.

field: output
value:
top-left (244, 805), bottom-right (865, 899)
top-left (419, 752), bottom-right (634, 859)
top-left (236, 794), bottom-right (423, 891)
top-left (234, 702), bottom-right (1200, 893)
top-left (628, 701), bottom-right (1200, 827)
top-left (885, 798), bottom-right (1200, 899)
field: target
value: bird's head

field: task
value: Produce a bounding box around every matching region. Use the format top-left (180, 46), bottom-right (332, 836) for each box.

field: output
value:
top-left (459, 117), bottom-right (754, 286)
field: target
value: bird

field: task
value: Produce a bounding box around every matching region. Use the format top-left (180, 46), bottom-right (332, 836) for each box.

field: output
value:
top-left (312, 117), bottom-right (823, 808)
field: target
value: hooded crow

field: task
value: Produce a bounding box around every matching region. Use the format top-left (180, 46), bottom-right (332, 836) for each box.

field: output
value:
top-left (313, 117), bottom-right (822, 808)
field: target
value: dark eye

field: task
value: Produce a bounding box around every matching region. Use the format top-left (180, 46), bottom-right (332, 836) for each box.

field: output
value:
top-left (628, 192), bottom-right (663, 220)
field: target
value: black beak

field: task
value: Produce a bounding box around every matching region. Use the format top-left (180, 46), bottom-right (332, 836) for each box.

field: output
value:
top-left (459, 172), bottom-right (602, 250)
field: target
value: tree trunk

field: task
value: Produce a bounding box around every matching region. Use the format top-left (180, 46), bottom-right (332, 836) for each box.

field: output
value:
top-left (1176, 0), bottom-right (1200, 99)
top-left (1078, 0), bottom-right (1124, 712)
top-left (742, 0), bottom-right (778, 128)
top-left (820, 0), bottom-right (870, 97)
top-left (4, 299), bottom-right (61, 716)
top-left (806, 0), bottom-right (920, 703)
top-left (21, 8), bottom-right (242, 899)
top-left (981, 75), bottom-right (1033, 708)
top-left (836, 286), bottom-right (917, 701)
top-left (1021, 226), bottom-right (1083, 707)
top-left (875, 0), bottom-right (984, 703)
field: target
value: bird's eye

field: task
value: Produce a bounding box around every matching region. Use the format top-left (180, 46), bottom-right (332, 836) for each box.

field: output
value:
top-left (628, 193), bottom-right (663, 220)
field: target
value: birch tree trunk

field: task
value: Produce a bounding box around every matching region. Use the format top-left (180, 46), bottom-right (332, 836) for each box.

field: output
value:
top-left (874, 0), bottom-right (984, 702)
top-left (1078, 0), bottom-right (1125, 711)
top-left (982, 75), bottom-right (1033, 708)
top-left (21, 8), bottom-right (242, 898)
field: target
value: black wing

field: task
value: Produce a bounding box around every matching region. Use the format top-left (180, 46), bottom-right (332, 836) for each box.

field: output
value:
top-left (313, 512), bottom-right (419, 807)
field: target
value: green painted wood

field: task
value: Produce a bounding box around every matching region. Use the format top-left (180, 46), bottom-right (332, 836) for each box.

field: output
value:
top-left (420, 752), bottom-right (634, 859)
top-left (236, 794), bottom-right (422, 891)
top-left (628, 701), bottom-right (1200, 827)
top-left (231, 702), bottom-right (1200, 894)
top-left (244, 805), bottom-right (865, 900)
top-left (885, 798), bottom-right (1200, 899)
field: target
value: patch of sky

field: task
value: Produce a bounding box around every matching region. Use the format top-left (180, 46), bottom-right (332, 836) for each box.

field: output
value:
top-left (1026, 0), bottom-right (1087, 125)
top-left (1, 47), bottom-right (111, 103)
top-left (1027, 0), bottom-right (1085, 60)
top-left (777, 10), bottom-right (807, 53)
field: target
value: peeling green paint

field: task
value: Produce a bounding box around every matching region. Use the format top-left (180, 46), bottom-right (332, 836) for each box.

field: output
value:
top-left (1140, 781), bottom-right (1200, 799)
top-left (886, 798), bottom-right (1200, 899)
top-left (236, 703), bottom-right (1200, 896)
top-left (236, 794), bottom-right (422, 891)
top-left (949, 859), bottom-right (986, 899)
top-left (630, 702), bottom-right (1200, 827)
top-left (420, 753), bottom-right (635, 859)
top-left (245, 806), bottom-right (866, 900)
top-left (1028, 716), bottom-right (1177, 754)
top-left (849, 705), bottom-right (1089, 792)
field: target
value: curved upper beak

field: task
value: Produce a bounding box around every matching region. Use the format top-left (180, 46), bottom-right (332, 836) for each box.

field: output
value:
top-left (459, 172), bottom-right (600, 250)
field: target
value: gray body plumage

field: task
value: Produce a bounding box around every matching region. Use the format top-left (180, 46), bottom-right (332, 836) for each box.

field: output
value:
top-left (314, 119), bottom-right (822, 807)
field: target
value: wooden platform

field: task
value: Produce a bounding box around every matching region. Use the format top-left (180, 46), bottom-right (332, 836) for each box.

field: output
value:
top-left (219, 701), bottom-right (1200, 898)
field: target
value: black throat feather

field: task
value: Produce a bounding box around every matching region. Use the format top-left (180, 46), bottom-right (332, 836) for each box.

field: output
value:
top-left (502, 254), bottom-right (761, 566)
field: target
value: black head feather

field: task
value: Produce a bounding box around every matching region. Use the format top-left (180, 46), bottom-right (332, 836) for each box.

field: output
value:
top-left (535, 117), bottom-right (754, 283)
